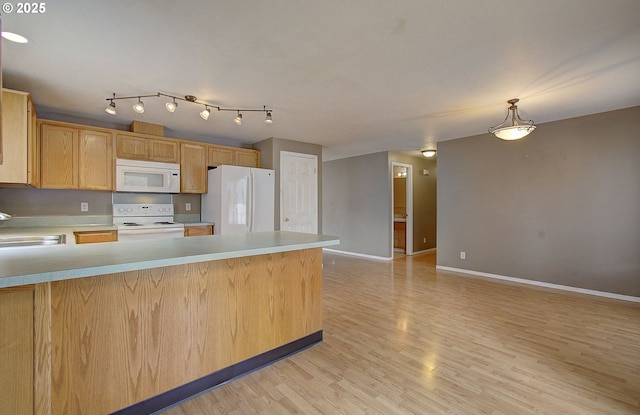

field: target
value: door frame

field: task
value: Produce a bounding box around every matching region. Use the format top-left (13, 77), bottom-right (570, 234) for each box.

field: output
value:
top-left (391, 162), bottom-right (413, 256)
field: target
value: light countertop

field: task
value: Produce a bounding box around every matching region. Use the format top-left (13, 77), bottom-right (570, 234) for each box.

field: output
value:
top-left (0, 231), bottom-right (339, 288)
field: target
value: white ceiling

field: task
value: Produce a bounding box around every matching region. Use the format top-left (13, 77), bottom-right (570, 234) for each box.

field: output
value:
top-left (3, 0), bottom-right (639, 161)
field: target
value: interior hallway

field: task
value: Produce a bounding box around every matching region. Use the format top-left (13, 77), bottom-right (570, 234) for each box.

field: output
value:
top-left (164, 251), bottom-right (640, 414)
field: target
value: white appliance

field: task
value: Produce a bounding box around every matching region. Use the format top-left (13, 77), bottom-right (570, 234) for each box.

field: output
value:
top-left (115, 159), bottom-right (180, 193)
top-left (201, 165), bottom-right (275, 234)
top-left (113, 203), bottom-right (185, 241)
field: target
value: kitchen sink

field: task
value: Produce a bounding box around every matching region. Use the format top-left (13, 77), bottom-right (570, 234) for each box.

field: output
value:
top-left (0, 234), bottom-right (66, 248)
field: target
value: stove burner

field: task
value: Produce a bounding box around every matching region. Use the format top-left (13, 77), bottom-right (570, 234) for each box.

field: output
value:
top-left (154, 221), bottom-right (175, 225)
top-left (123, 222), bottom-right (142, 226)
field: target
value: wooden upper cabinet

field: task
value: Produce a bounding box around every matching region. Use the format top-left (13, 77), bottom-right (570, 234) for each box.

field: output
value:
top-left (79, 129), bottom-right (113, 190)
top-left (0, 89), bottom-right (39, 186)
top-left (116, 134), bottom-right (147, 160)
top-left (208, 145), bottom-right (234, 167)
top-left (116, 133), bottom-right (179, 163)
top-left (235, 148), bottom-right (260, 167)
top-left (40, 121), bottom-right (114, 190)
top-left (149, 138), bottom-right (179, 163)
top-left (180, 142), bottom-right (207, 193)
top-left (207, 145), bottom-right (260, 168)
top-left (40, 123), bottom-right (78, 189)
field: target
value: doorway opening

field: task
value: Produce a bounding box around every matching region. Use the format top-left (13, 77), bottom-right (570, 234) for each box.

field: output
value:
top-left (391, 163), bottom-right (413, 257)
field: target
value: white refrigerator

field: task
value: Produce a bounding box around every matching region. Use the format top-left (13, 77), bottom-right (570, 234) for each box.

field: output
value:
top-left (201, 165), bottom-right (275, 234)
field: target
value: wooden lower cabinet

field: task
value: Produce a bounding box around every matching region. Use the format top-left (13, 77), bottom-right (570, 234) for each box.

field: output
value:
top-left (394, 221), bottom-right (406, 250)
top-left (1, 249), bottom-right (322, 415)
top-left (184, 225), bottom-right (213, 236)
top-left (73, 230), bottom-right (118, 244)
top-left (0, 287), bottom-right (34, 415)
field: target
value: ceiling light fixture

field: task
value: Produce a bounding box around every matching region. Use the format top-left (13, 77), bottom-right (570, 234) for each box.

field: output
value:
top-left (165, 98), bottom-right (178, 113)
top-left (264, 106), bottom-right (273, 124)
top-left (421, 150), bottom-right (437, 158)
top-left (132, 97), bottom-right (145, 114)
top-left (200, 106), bottom-right (211, 120)
top-left (104, 92), bottom-right (273, 125)
top-left (105, 100), bottom-right (117, 115)
top-left (489, 98), bottom-right (536, 140)
top-left (105, 93), bottom-right (117, 115)
top-left (1, 31), bottom-right (29, 43)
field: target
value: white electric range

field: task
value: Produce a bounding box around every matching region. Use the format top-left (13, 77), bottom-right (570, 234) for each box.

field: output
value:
top-left (113, 204), bottom-right (185, 242)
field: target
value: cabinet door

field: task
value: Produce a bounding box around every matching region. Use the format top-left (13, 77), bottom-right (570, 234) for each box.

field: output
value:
top-left (41, 124), bottom-right (78, 189)
top-left (79, 129), bottom-right (113, 190)
top-left (0, 89), bottom-right (29, 184)
top-left (235, 148), bottom-right (260, 167)
top-left (180, 142), bottom-right (207, 193)
top-left (27, 97), bottom-right (40, 187)
top-left (184, 225), bottom-right (213, 236)
top-left (208, 145), bottom-right (234, 166)
top-left (74, 230), bottom-right (118, 244)
top-left (116, 134), bottom-right (147, 160)
top-left (149, 138), bottom-right (179, 163)
top-left (0, 287), bottom-right (34, 414)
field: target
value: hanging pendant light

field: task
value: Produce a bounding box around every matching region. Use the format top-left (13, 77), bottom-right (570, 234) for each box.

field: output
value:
top-left (264, 111), bottom-right (273, 124)
top-left (233, 112), bottom-right (243, 125)
top-left (489, 98), bottom-right (536, 140)
top-left (200, 106), bottom-right (211, 120)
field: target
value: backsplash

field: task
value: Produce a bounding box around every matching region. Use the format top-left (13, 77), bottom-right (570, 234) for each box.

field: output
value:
top-left (0, 188), bottom-right (201, 225)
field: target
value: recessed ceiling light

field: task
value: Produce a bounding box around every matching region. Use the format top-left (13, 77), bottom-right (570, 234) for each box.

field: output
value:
top-left (2, 32), bottom-right (29, 43)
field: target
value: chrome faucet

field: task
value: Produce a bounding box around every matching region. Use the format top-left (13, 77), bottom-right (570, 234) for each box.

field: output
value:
top-left (0, 212), bottom-right (12, 221)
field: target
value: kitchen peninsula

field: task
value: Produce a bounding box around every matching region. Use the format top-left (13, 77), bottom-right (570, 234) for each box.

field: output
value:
top-left (0, 231), bottom-right (339, 415)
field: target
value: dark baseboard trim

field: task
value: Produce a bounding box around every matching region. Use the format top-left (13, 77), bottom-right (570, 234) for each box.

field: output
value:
top-left (111, 331), bottom-right (323, 415)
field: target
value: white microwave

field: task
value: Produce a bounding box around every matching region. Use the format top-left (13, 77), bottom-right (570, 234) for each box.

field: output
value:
top-left (115, 159), bottom-right (180, 193)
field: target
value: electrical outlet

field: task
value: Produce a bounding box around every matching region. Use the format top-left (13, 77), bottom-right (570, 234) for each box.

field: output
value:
top-left (186, 203), bottom-right (191, 211)
top-left (423, 237), bottom-right (427, 243)
top-left (460, 251), bottom-right (466, 260)
top-left (81, 202), bottom-right (89, 212)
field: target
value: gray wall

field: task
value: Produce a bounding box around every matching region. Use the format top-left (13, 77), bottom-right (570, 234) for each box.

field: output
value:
top-left (0, 188), bottom-right (200, 219)
top-left (323, 151), bottom-right (438, 258)
top-left (323, 152), bottom-right (391, 257)
top-left (437, 106), bottom-right (640, 296)
top-left (254, 137), bottom-right (323, 231)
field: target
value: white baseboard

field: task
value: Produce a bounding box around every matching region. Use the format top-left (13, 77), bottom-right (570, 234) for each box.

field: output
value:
top-left (436, 265), bottom-right (640, 303)
top-left (323, 248), bottom-right (392, 261)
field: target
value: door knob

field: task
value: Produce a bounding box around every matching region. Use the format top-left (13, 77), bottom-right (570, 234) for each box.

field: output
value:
top-left (284, 217), bottom-right (290, 222)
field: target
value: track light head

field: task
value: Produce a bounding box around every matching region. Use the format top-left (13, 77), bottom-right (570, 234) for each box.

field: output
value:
top-left (200, 106), bottom-right (211, 120)
top-left (133, 98), bottom-right (145, 114)
top-left (264, 111), bottom-right (273, 124)
top-left (165, 98), bottom-right (177, 113)
top-left (105, 100), bottom-right (117, 115)
top-left (233, 112), bottom-right (243, 126)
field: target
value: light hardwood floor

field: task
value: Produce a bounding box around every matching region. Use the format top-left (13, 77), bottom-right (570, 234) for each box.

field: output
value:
top-left (163, 251), bottom-right (640, 414)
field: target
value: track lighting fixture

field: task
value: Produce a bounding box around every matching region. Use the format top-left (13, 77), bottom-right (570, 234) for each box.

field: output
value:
top-left (489, 98), bottom-right (536, 140)
top-left (105, 98), bottom-right (117, 115)
top-left (104, 92), bottom-right (273, 125)
top-left (165, 98), bottom-right (178, 113)
top-left (132, 97), bottom-right (145, 114)
top-left (421, 150), bottom-right (436, 158)
top-left (200, 106), bottom-right (211, 120)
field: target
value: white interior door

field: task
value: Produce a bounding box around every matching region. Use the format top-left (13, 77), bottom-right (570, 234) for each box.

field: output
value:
top-left (280, 151), bottom-right (318, 233)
